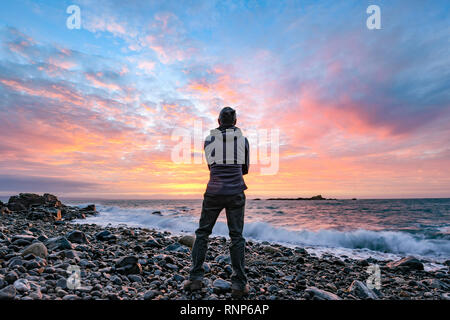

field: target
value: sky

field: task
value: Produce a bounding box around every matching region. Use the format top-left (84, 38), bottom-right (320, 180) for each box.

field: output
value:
top-left (0, 0), bottom-right (449, 199)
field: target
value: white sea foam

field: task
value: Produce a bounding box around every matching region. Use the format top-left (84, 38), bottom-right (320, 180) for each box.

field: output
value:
top-left (72, 204), bottom-right (450, 266)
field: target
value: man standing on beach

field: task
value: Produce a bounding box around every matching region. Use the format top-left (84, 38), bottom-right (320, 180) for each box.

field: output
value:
top-left (184, 107), bottom-right (250, 298)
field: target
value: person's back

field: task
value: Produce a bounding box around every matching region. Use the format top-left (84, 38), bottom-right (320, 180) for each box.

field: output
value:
top-left (204, 123), bottom-right (249, 195)
top-left (184, 107), bottom-right (250, 298)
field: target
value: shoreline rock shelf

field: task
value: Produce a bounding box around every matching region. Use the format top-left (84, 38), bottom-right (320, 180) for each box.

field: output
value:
top-left (0, 193), bottom-right (449, 300)
top-left (3, 193), bottom-right (98, 221)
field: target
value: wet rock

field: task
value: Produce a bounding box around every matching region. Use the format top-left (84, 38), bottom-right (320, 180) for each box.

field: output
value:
top-left (29, 288), bottom-right (43, 300)
top-left (0, 285), bottom-right (16, 300)
top-left (166, 263), bottom-right (179, 271)
top-left (143, 236), bottom-right (160, 247)
top-left (262, 246), bottom-right (282, 255)
top-left (172, 274), bottom-right (185, 282)
top-left (178, 235), bottom-right (195, 248)
top-left (95, 230), bottom-right (116, 241)
top-left (387, 256), bottom-right (424, 270)
top-left (37, 235), bottom-right (48, 242)
top-left (23, 257), bottom-right (46, 270)
top-left (79, 259), bottom-right (96, 268)
top-left (115, 256), bottom-right (142, 275)
top-left (11, 234), bottom-right (36, 243)
top-left (203, 262), bottom-right (211, 273)
top-left (62, 294), bottom-right (80, 300)
top-left (128, 275), bottom-right (142, 283)
top-left (13, 279), bottom-right (30, 292)
top-left (348, 280), bottom-right (379, 299)
top-left (110, 275), bottom-right (123, 285)
top-left (305, 287), bottom-right (342, 300)
top-left (332, 259), bottom-right (346, 266)
top-left (165, 242), bottom-right (189, 253)
top-left (7, 257), bottom-right (24, 268)
top-left (21, 242), bottom-right (48, 259)
top-left (81, 204), bottom-right (96, 212)
top-left (422, 278), bottom-right (449, 290)
top-left (8, 193), bottom-right (45, 211)
top-left (294, 247), bottom-right (308, 255)
top-left (12, 238), bottom-right (32, 246)
top-left (5, 271), bottom-right (19, 284)
top-left (56, 278), bottom-right (67, 289)
top-left (66, 230), bottom-right (88, 244)
top-left (143, 290), bottom-right (158, 300)
top-left (45, 237), bottom-right (73, 251)
top-left (42, 193), bottom-right (62, 207)
top-left (224, 265), bottom-right (233, 274)
top-left (1, 204), bottom-right (11, 215)
top-left (77, 286), bottom-right (93, 293)
top-left (212, 278), bottom-right (231, 293)
top-left (358, 259), bottom-right (370, 267)
top-left (215, 255), bottom-right (231, 265)
top-left (62, 250), bottom-right (79, 261)
top-left (267, 284), bottom-right (279, 292)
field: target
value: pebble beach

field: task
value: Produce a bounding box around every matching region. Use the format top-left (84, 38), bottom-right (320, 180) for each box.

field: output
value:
top-left (0, 193), bottom-right (449, 300)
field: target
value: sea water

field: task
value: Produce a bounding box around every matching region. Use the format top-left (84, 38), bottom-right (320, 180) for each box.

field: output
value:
top-left (64, 198), bottom-right (450, 270)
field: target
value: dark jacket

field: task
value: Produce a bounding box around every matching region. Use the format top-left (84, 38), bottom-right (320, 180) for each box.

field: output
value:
top-left (204, 125), bottom-right (249, 195)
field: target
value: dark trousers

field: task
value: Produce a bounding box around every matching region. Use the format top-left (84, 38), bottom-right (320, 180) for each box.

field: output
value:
top-left (190, 191), bottom-right (247, 290)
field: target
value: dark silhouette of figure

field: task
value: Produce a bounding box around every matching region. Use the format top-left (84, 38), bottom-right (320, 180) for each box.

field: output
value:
top-left (184, 107), bottom-right (250, 298)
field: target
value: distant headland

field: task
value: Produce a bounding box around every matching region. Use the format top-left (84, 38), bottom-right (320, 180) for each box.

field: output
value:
top-left (254, 195), bottom-right (357, 201)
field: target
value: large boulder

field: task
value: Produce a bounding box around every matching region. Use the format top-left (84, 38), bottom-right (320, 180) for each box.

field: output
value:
top-left (387, 256), bottom-right (424, 271)
top-left (42, 193), bottom-right (62, 207)
top-left (60, 208), bottom-right (85, 220)
top-left (8, 193), bottom-right (46, 211)
top-left (27, 207), bottom-right (61, 221)
top-left (81, 204), bottom-right (96, 212)
top-left (5, 193), bottom-right (97, 221)
top-left (7, 193), bottom-right (63, 220)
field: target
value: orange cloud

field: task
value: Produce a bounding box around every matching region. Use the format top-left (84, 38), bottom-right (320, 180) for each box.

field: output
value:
top-left (85, 73), bottom-right (121, 92)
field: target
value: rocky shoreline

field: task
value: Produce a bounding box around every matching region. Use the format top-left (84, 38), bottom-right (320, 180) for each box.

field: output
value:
top-left (0, 193), bottom-right (449, 300)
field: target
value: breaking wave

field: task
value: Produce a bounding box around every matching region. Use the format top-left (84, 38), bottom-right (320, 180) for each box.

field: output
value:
top-left (72, 204), bottom-right (450, 260)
